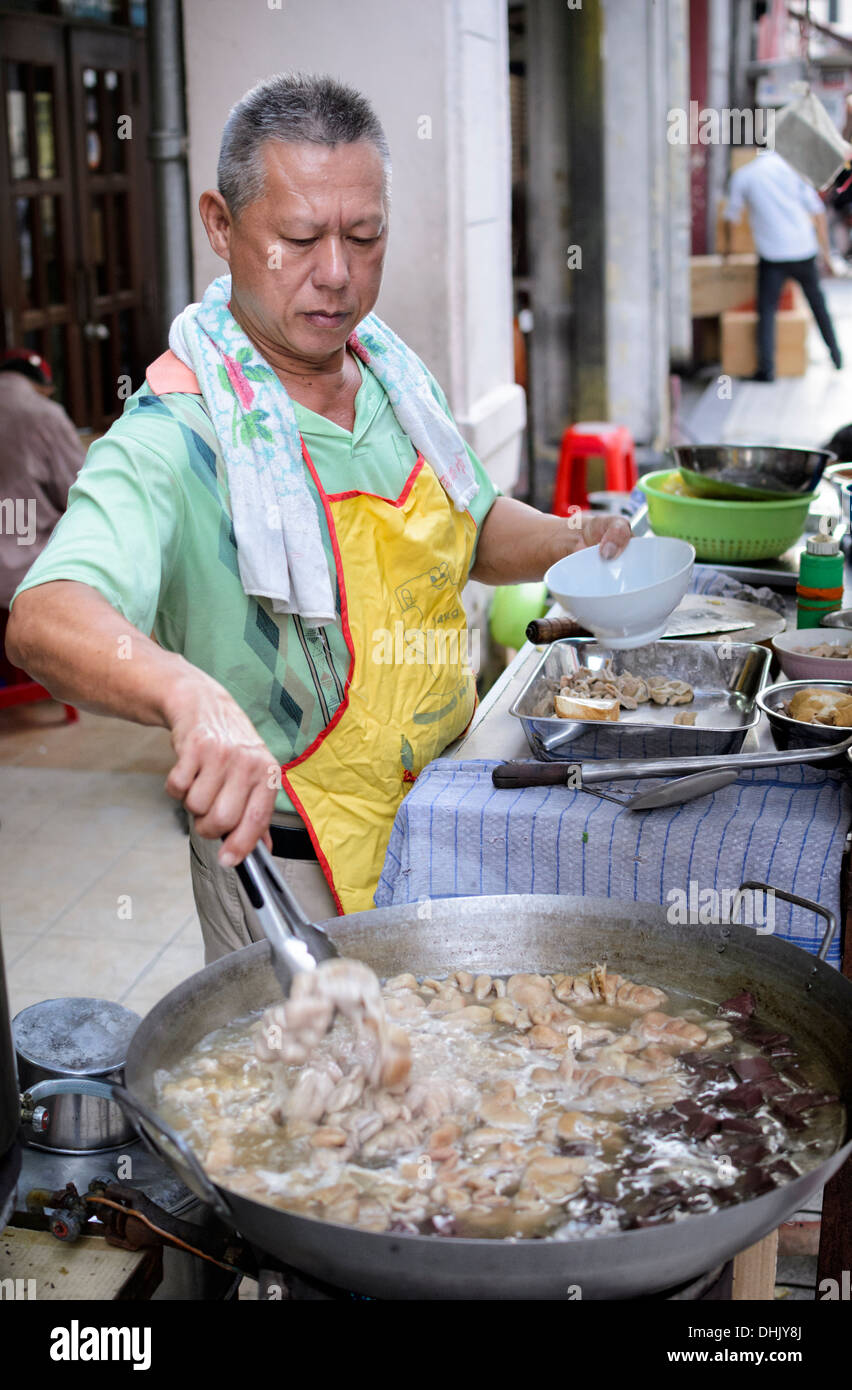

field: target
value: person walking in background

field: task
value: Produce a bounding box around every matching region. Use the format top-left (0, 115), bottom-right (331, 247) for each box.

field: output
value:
top-left (0, 350), bottom-right (84, 682)
top-left (724, 149), bottom-right (843, 382)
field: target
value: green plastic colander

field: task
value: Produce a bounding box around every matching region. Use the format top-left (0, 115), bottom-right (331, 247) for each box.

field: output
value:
top-left (638, 470), bottom-right (813, 562)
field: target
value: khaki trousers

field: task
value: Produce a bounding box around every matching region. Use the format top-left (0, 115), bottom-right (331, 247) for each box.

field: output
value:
top-left (188, 820), bottom-right (339, 965)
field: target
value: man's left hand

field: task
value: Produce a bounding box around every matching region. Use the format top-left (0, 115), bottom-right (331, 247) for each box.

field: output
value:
top-left (470, 496), bottom-right (633, 586)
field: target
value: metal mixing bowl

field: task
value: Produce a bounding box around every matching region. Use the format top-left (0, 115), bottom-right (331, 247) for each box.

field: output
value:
top-left (756, 679), bottom-right (852, 752)
top-left (667, 444), bottom-right (834, 501)
top-left (820, 609), bottom-right (852, 630)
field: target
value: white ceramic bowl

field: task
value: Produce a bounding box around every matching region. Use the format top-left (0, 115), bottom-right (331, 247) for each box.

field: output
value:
top-left (544, 536), bottom-right (695, 649)
top-left (771, 627), bottom-right (852, 682)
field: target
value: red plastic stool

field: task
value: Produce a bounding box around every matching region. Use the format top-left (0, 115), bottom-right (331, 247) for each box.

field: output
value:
top-left (0, 678), bottom-right (78, 722)
top-left (0, 610), bottom-right (77, 722)
top-left (552, 422), bottom-right (638, 514)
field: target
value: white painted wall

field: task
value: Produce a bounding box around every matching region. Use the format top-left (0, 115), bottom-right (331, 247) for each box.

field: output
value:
top-left (180, 0), bottom-right (524, 491)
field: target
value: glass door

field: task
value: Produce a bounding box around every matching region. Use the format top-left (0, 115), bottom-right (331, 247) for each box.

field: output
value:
top-left (68, 24), bottom-right (154, 429)
top-left (0, 17), bottom-right (83, 419)
top-left (0, 12), bottom-right (156, 429)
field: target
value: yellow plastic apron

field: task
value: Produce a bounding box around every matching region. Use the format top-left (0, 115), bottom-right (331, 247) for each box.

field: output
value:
top-left (283, 442), bottom-right (478, 913)
top-left (145, 350), bottom-right (477, 915)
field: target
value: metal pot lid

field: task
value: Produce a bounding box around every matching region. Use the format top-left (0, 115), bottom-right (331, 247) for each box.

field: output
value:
top-left (13, 997), bottom-right (140, 1077)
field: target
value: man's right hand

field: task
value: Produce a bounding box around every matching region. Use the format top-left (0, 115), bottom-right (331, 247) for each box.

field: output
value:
top-left (164, 672), bottom-right (279, 867)
top-left (6, 582), bottom-right (279, 870)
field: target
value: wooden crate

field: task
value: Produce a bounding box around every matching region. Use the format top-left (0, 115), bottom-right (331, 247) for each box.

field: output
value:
top-left (690, 253), bottom-right (758, 316)
top-left (720, 283), bottom-right (808, 377)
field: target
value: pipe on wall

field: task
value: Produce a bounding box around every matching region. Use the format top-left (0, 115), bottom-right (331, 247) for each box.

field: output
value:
top-left (146, 0), bottom-right (193, 338)
top-left (667, 0), bottom-right (694, 370)
top-left (705, 0), bottom-right (732, 254)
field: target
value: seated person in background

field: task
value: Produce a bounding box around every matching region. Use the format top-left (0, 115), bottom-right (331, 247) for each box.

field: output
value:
top-left (0, 350), bottom-right (85, 683)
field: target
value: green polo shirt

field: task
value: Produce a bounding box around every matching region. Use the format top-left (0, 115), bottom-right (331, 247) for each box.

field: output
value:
top-left (12, 355), bottom-right (499, 814)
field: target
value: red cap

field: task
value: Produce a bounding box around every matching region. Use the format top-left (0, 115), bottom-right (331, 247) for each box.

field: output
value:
top-left (1, 349), bottom-right (53, 385)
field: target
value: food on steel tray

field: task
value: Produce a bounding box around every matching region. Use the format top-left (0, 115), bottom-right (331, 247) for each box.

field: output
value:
top-left (555, 663), bottom-right (694, 712)
top-left (673, 711), bottom-right (697, 726)
top-left (784, 687), bottom-right (852, 727)
top-left (156, 959), bottom-right (842, 1242)
top-left (551, 663), bottom-right (695, 725)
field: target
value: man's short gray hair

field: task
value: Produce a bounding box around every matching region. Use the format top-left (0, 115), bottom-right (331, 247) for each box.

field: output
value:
top-left (218, 72), bottom-right (392, 219)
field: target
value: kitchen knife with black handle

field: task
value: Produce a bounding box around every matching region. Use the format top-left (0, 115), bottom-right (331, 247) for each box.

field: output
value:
top-left (492, 734), bottom-right (852, 789)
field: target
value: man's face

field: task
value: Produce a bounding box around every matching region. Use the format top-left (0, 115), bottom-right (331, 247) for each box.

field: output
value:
top-left (210, 139), bottom-right (388, 364)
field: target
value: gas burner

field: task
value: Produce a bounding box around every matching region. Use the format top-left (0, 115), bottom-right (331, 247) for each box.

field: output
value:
top-left (6, 993), bottom-right (240, 1301)
top-left (12, 1139), bottom-right (241, 1300)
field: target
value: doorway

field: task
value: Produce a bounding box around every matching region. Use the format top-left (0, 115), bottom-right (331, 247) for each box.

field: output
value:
top-left (0, 7), bottom-right (157, 429)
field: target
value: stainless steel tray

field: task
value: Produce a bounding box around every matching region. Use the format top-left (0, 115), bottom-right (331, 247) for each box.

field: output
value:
top-left (510, 639), bottom-right (772, 761)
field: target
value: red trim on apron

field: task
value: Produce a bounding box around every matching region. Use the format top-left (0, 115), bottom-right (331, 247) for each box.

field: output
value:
top-left (280, 779), bottom-right (346, 916)
top-left (279, 437), bottom-right (428, 912)
top-left (459, 686), bottom-right (479, 739)
top-left (325, 456), bottom-right (425, 507)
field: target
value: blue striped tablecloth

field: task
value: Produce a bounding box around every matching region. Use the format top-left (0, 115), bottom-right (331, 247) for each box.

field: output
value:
top-left (375, 758), bottom-right (848, 966)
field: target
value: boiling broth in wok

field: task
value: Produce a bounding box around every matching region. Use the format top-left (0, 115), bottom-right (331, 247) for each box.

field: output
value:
top-left (155, 964), bottom-right (844, 1240)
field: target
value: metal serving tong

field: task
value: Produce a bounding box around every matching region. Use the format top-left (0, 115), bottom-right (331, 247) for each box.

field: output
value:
top-left (231, 840), bottom-right (339, 994)
top-left (493, 733), bottom-right (852, 798)
top-left (573, 767), bottom-right (740, 812)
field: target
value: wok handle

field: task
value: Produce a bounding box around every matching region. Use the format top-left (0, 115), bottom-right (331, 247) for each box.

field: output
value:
top-left (732, 880), bottom-right (837, 964)
top-left (492, 761), bottom-right (572, 789)
top-left (525, 616), bottom-right (591, 645)
top-left (111, 1085), bottom-right (234, 1224)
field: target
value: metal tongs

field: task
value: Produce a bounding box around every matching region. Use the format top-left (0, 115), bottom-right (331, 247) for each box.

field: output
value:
top-left (231, 841), bottom-right (339, 995)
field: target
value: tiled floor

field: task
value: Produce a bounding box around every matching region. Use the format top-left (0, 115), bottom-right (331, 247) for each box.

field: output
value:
top-left (0, 708), bottom-right (204, 1021)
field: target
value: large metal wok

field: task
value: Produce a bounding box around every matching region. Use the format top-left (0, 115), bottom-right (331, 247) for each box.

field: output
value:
top-left (117, 889), bottom-right (852, 1300)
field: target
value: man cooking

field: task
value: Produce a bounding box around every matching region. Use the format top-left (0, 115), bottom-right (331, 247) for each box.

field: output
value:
top-left (7, 72), bottom-right (629, 962)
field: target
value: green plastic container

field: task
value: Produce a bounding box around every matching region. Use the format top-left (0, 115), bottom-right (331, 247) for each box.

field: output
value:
top-left (638, 470), bottom-right (813, 562)
top-left (489, 583), bottom-right (549, 650)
